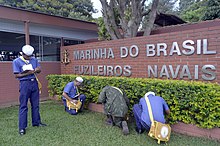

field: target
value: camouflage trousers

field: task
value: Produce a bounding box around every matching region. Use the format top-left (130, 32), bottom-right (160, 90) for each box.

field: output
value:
top-left (107, 115), bottom-right (123, 127)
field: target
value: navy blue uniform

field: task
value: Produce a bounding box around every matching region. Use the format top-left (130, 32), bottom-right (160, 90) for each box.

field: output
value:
top-left (12, 57), bottom-right (41, 130)
top-left (62, 81), bottom-right (86, 115)
top-left (133, 94), bottom-right (170, 132)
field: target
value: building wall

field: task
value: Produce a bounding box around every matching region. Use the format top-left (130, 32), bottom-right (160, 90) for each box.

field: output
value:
top-left (61, 19), bottom-right (220, 84)
top-left (0, 62), bottom-right (60, 107)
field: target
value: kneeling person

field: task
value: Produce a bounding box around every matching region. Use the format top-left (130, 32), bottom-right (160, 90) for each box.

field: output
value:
top-left (62, 77), bottom-right (86, 115)
top-left (98, 86), bottom-right (130, 135)
top-left (133, 91), bottom-right (170, 134)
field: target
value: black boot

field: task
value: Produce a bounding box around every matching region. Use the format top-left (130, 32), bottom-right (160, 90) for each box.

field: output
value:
top-left (19, 129), bottom-right (26, 135)
top-left (121, 121), bottom-right (129, 135)
top-left (105, 115), bottom-right (113, 126)
top-left (135, 127), bottom-right (144, 134)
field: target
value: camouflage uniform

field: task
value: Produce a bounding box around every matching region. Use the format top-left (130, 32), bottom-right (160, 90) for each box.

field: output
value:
top-left (98, 86), bottom-right (129, 127)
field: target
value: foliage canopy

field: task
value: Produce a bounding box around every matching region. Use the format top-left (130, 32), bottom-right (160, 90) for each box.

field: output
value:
top-left (0, 0), bottom-right (97, 21)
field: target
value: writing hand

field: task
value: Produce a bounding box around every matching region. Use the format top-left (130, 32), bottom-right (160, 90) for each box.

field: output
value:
top-left (27, 70), bottom-right (35, 75)
top-left (71, 99), bottom-right (78, 104)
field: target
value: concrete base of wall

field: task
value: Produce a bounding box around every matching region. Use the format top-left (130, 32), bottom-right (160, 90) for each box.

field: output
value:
top-left (0, 96), bottom-right (49, 109)
top-left (49, 95), bottom-right (61, 101)
top-left (171, 122), bottom-right (220, 141)
top-left (87, 102), bottom-right (104, 113)
top-left (87, 103), bottom-right (220, 141)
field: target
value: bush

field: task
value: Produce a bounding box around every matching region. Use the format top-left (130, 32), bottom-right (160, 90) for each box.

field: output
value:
top-left (46, 74), bottom-right (220, 129)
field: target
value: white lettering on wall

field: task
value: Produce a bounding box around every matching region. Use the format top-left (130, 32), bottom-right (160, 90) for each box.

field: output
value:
top-left (120, 45), bottom-right (139, 58)
top-left (71, 38), bottom-right (217, 81)
top-left (147, 65), bottom-right (216, 80)
top-left (74, 65), bottom-right (132, 77)
top-left (73, 48), bottom-right (114, 60)
top-left (146, 39), bottom-right (216, 57)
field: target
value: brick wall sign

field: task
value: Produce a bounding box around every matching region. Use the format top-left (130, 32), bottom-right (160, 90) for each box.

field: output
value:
top-left (61, 19), bottom-right (220, 83)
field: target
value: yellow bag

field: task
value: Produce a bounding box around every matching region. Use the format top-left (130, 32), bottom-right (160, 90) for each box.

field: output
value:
top-left (66, 100), bottom-right (82, 113)
top-left (148, 121), bottom-right (171, 144)
top-left (145, 96), bottom-right (171, 144)
top-left (35, 77), bottom-right (42, 94)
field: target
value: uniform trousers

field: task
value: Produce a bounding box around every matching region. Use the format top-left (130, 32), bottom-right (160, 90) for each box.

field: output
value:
top-left (19, 79), bottom-right (41, 130)
top-left (133, 104), bottom-right (150, 132)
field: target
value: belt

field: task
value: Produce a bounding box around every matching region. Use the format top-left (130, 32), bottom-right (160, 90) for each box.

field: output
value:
top-left (20, 78), bottom-right (36, 82)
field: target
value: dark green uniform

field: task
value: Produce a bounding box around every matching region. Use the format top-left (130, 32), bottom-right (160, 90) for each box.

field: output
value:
top-left (98, 86), bottom-right (129, 126)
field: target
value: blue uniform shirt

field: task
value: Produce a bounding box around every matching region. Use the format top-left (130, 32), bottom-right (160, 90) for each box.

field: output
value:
top-left (140, 94), bottom-right (169, 127)
top-left (12, 57), bottom-right (40, 81)
top-left (63, 82), bottom-right (79, 99)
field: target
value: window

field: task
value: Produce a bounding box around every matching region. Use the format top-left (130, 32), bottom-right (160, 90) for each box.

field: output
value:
top-left (0, 31), bottom-right (84, 62)
top-left (30, 35), bottom-right (61, 61)
top-left (64, 39), bottom-right (84, 46)
top-left (0, 31), bottom-right (25, 61)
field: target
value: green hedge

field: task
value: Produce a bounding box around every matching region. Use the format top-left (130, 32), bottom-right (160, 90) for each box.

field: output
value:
top-left (46, 74), bottom-right (220, 129)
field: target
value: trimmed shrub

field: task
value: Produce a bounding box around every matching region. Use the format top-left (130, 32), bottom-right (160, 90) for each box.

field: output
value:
top-left (47, 75), bottom-right (220, 129)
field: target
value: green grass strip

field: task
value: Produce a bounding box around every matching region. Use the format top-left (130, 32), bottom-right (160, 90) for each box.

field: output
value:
top-left (0, 100), bottom-right (219, 146)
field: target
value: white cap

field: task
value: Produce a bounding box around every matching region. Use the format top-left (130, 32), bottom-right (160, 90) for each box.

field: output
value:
top-left (145, 91), bottom-right (155, 97)
top-left (22, 45), bottom-right (34, 56)
top-left (76, 77), bottom-right (83, 83)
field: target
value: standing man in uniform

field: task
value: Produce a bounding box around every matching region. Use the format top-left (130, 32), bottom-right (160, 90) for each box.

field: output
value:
top-left (98, 86), bottom-right (130, 135)
top-left (62, 77), bottom-right (86, 115)
top-left (133, 91), bottom-right (170, 134)
top-left (12, 45), bottom-right (47, 135)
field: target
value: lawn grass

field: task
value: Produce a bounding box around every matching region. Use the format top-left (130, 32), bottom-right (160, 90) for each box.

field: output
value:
top-left (0, 100), bottom-right (219, 146)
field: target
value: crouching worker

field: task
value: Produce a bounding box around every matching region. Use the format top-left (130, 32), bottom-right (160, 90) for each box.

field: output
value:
top-left (98, 86), bottom-right (130, 135)
top-left (133, 91), bottom-right (170, 134)
top-left (62, 77), bottom-right (86, 115)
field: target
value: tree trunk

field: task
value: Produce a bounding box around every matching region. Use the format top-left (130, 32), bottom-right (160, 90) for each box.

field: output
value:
top-left (100, 0), bottom-right (122, 40)
top-left (100, 0), bottom-right (159, 39)
top-left (143, 0), bottom-right (159, 36)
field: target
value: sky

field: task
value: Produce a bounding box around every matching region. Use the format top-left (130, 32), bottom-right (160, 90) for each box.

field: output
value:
top-left (91, 0), bottom-right (102, 18)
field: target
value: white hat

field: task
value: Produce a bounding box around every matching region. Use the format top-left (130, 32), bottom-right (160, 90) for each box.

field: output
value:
top-left (22, 45), bottom-right (34, 56)
top-left (76, 77), bottom-right (83, 83)
top-left (145, 91), bottom-right (155, 97)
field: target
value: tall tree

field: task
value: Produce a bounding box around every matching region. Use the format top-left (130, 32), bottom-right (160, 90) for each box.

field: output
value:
top-left (0, 0), bottom-right (20, 6)
top-left (179, 0), bottom-right (197, 12)
top-left (100, 0), bottom-right (159, 40)
top-left (202, 0), bottom-right (220, 20)
top-left (180, 0), bottom-right (207, 22)
top-left (96, 17), bottom-right (111, 40)
top-left (0, 0), bottom-right (97, 21)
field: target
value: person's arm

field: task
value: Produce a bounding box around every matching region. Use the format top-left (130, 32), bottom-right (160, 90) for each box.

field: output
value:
top-left (162, 98), bottom-right (170, 115)
top-left (123, 93), bottom-right (130, 106)
top-left (13, 59), bottom-right (36, 78)
top-left (62, 92), bottom-right (78, 104)
top-left (34, 67), bottom-right (41, 74)
top-left (98, 87), bottom-right (107, 103)
top-left (14, 70), bottom-right (35, 78)
top-left (34, 59), bottom-right (41, 74)
top-left (139, 98), bottom-right (144, 109)
top-left (62, 92), bottom-right (71, 101)
top-left (62, 82), bottom-right (78, 103)
top-left (14, 58), bottom-right (41, 78)
top-left (165, 109), bottom-right (170, 115)
top-left (164, 108), bottom-right (170, 124)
